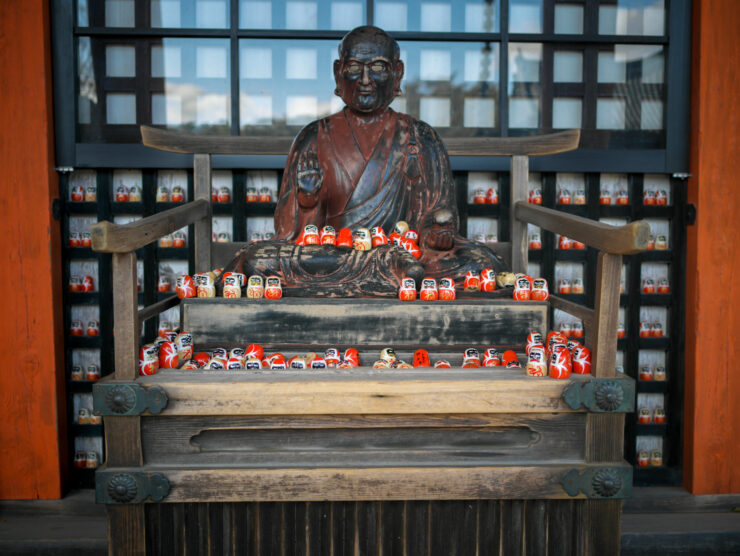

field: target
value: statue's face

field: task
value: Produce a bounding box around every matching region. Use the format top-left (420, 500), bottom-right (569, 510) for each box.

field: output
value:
top-left (334, 37), bottom-right (403, 114)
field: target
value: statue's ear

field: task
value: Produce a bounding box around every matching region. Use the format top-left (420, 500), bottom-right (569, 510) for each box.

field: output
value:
top-left (394, 59), bottom-right (405, 95)
top-left (333, 59), bottom-right (342, 96)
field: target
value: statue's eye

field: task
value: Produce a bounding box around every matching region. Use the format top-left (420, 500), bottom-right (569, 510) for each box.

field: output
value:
top-left (346, 62), bottom-right (362, 74)
top-left (370, 62), bottom-right (388, 72)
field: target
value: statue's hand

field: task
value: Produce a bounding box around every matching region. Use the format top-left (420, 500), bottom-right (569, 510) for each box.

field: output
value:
top-left (424, 209), bottom-right (455, 251)
top-left (296, 150), bottom-right (323, 196)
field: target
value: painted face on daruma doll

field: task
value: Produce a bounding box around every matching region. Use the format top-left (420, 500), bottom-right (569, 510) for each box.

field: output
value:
top-left (334, 28), bottom-right (404, 114)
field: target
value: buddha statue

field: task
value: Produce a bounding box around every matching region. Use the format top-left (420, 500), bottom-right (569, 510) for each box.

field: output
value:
top-left (221, 25), bottom-right (505, 297)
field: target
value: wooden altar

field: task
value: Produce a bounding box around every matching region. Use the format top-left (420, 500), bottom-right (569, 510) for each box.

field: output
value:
top-left (90, 126), bottom-right (647, 555)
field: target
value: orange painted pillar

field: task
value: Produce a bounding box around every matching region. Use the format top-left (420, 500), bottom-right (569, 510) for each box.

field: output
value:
top-left (684, 0), bottom-right (740, 494)
top-left (0, 1), bottom-right (67, 498)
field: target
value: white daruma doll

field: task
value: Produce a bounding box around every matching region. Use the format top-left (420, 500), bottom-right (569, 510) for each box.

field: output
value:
top-left (246, 275), bottom-right (264, 298)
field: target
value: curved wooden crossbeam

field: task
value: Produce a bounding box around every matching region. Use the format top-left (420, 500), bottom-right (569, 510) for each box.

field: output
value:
top-left (141, 125), bottom-right (580, 157)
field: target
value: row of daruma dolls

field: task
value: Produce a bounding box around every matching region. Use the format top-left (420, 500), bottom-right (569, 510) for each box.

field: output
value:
top-left (174, 271), bottom-right (282, 299)
top-left (397, 271), bottom-right (548, 302)
top-left (525, 187), bottom-right (669, 206)
top-left (295, 221), bottom-right (422, 258)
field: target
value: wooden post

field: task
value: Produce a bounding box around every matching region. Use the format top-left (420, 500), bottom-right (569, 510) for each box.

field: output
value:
top-left (510, 155), bottom-right (529, 274)
top-left (194, 153), bottom-right (212, 272)
top-left (112, 251), bottom-right (139, 381)
top-left (585, 251), bottom-right (624, 555)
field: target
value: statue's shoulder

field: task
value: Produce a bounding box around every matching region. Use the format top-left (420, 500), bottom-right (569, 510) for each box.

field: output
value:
top-left (397, 111), bottom-right (446, 148)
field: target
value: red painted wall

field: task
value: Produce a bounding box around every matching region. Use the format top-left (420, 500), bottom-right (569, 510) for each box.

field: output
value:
top-left (0, 1), bottom-right (67, 498)
top-left (684, 0), bottom-right (740, 494)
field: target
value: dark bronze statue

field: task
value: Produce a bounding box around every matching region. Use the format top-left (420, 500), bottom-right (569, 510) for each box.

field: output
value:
top-left (222, 26), bottom-right (505, 297)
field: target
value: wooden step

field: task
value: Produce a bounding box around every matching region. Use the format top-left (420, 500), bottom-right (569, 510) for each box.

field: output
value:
top-left (181, 298), bottom-right (549, 350)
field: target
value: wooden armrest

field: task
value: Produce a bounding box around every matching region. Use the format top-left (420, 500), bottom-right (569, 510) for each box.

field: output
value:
top-left (514, 202), bottom-right (649, 254)
top-left (142, 125), bottom-right (293, 155)
top-left (91, 199), bottom-right (210, 253)
top-left (445, 130), bottom-right (580, 157)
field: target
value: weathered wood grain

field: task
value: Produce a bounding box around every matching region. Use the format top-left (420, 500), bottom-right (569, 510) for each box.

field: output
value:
top-left (591, 252), bottom-right (622, 377)
top-left (108, 505), bottom-right (145, 556)
top-left (549, 295), bottom-right (594, 331)
top-left (515, 202), bottom-right (649, 254)
top-left (194, 153), bottom-right (212, 272)
top-left (138, 294), bottom-right (179, 326)
top-left (105, 464), bottom-right (629, 502)
top-left (141, 125), bottom-right (579, 157)
top-left (112, 252), bottom-right (138, 380)
top-left (587, 414), bottom-right (625, 463)
top-left (524, 500), bottom-right (547, 556)
top-left (105, 416), bottom-right (142, 467)
top-left (91, 200), bottom-right (209, 253)
top-left (140, 413), bottom-right (586, 467)
top-left (182, 298), bottom-right (548, 349)
top-left (510, 155), bottom-right (529, 274)
top-left (586, 499), bottom-right (621, 556)
top-left (501, 500), bottom-right (524, 556)
top-left (136, 369), bottom-right (600, 415)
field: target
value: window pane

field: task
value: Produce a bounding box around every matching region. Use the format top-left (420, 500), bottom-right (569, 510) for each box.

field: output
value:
top-left (641, 100), bottom-right (663, 130)
top-left (331, 2), bottom-right (363, 30)
top-left (509, 97), bottom-right (539, 128)
top-left (374, 0), bottom-right (498, 33)
top-left (151, 45), bottom-right (182, 78)
top-left (599, 0), bottom-right (665, 36)
top-left (151, 0), bottom-right (230, 28)
top-left (465, 1), bottom-right (499, 33)
top-left (552, 98), bottom-right (581, 128)
top-left (105, 0), bottom-right (134, 27)
top-left (420, 97), bottom-right (451, 127)
top-left (596, 99), bottom-right (626, 129)
top-left (420, 3), bottom-right (452, 32)
top-left (554, 4), bottom-right (582, 34)
top-left (106, 93), bottom-right (136, 124)
top-left (509, 0), bottom-right (542, 33)
top-left (375, 2), bottom-right (407, 31)
top-left (106, 45), bottom-right (136, 77)
top-left (553, 51), bottom-right (582, 83)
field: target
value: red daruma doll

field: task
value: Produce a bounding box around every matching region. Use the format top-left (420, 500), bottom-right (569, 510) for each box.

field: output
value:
top-left (513, 277), bottom-right (531, 301)
top-left (81, 275), bottom-right (95, 292)
top-left (464, 271), bottom-right (480, 291)
top-left (549, 347), bottom-right (572, 379)
top-left (303, 225), bottom-right (320, 245)
top-left (176, 275), bottom-right (195, 299)
top-left (337, 228), bottom-right (353, 247)
top-left (419, 278), bottom-right (438, 301)
top-left (572, 346), bottom-right (591, 374)
top-left (86, 320), bottom-right (100, 336)
top-left (320, 226), bottom-right (337, 245)
top-left (531, 278), bottom-right (549, 301)
top-left (438, 277), bottom-right (456, 300)
top-left (481, 268), bottom-right (496, 292)
top-left (370, 226), bottom-right (388, 247)
top-left (398, 277), bottom-right (417, 301)
top-left (264, 277), bottom-right (282, 299)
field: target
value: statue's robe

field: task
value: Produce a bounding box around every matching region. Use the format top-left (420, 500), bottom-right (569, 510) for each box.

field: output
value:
top-left (221, 108), bottom-right (505, 297)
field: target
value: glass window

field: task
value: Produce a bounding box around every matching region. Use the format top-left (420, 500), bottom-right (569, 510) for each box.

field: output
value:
top-left (554, 4), bottom-right (582, 34)
top-left (105, 0), bottom-right (135, 27)
top-left (106, 93), bottom-right (136, 124)
top-left (552, 98), bottom-right (581, 129)
top-left (106, 45), bottom-right (136, 77)
top-left (553, 51), bottom-right (582, 83)
top-left (509, 0), bottom-right (542, 33)
top-left (508, 43), bottom-right (541, 129)
top-left (599, 0), bottom-right (665, 36)
top-left (240, 0), bottom-right (366, 30)
top-left (374, 0), bottom-right (498, 33)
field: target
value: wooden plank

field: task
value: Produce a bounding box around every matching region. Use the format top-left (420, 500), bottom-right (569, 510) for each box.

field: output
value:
top-left (141, 125), bottom-right (579, 157)
top-left (549, 295), bottom-right (594, 331)
top-left (184, 503), bottom-right (208, 555)
top-left (112, 251), bottom-right (138, 380)
top-left (356, 501), bottom-right (379, 556)
top-left (105, 464), bottom-right (630, 502)
top-left (194, 153), bottom-right (212, 272)
top-left (587, 414), bottom-right (625, 462)
top-left (591, 252), bottom-right (622, 377)
top-left (306, 501), bottom-right (331, 556)
top-left (257, 502), bottom-right (282, 556)
top-left (136, 369), bottom-right (601, 415)
top-left (145, 503), bottom-right (174, 556)
top-left (231, 503), bottom-right (257, 554)
top-left (524, 500), bottom-right (547, 556)
top-left (379, 501), bottom-right (404, 556)
top-left (510, 155), bottom-right (529, 274)
top-left (138, 294), bottom-right (179, 325)
top-left (477, 500), bottom-right (501, 556)
top-left (501, 500), bottom-right (524, 556)
top-left (107, 505), bottom-right (145, 556)
top-left (446, 130), bottom-right (580, 156)
top-left (430, 501), bottom-right (477, 556)
top-left (91, 200), bottom-right (210, 253)
top-left (546, 500), bottom-right (573, 556)
top-left (141, 413), bottom-right (586, 468)
top-left (405, 501), bottom-right (429, 556)
top-left (104, 416), bottom-right (141, 467)
top-left (515, 202), bottom-right (649, 255)
top-left (331, 502), bottom-right (355, 556)
top-left (182, 298), bottom-right (548, 349)
top-left (141, 125), bottom-right (294, 155)
top-left (207, 502), bottom-right (225, 556)
top-left (585, 500), bottom-right (621, 556)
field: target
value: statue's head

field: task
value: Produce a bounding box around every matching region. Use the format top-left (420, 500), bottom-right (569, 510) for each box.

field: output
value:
top-left (334, 26), bottom-right (404, 115)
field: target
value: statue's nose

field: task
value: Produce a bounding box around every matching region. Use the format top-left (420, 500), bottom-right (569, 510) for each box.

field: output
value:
top-left (361, 65), bottom-right (371, 85)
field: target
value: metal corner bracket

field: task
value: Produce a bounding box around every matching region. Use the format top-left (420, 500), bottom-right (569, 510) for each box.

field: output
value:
top-left (562, 378), bottom-right (635, 413)
top-left (96, 471), bottom-right (170, 504)
top-left (562, 466), bottom-right (632, 499)
top-left (93, 383), bottom-right (168, 416)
